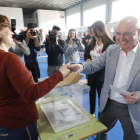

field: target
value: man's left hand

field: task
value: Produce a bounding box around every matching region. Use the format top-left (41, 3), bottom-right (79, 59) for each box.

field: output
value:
top-left (124, 92), bottom-right (138, 104)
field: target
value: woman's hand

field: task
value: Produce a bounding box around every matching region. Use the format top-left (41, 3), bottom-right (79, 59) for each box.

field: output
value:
top-left (13, 38), bottom-right (21, 46)
top-left (59, 63), bottom-right (71, 79)
top-left (77, 38), bottom-right (81, 45)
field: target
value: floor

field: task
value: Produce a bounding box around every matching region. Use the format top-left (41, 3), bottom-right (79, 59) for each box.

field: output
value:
top-left (37, 51), bottom-right (123, 140)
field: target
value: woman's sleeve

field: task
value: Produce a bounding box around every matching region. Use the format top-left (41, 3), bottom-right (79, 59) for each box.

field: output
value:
top-left (22, 40), bottom-right (30, 55)
top-left (78, 43), bottom-right (85, 50)
top-left (6, 54), bottom-right (63, 101)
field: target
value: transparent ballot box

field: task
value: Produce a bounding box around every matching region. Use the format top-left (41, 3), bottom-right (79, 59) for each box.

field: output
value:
top-left (40, 81), bottom-right (90, 133)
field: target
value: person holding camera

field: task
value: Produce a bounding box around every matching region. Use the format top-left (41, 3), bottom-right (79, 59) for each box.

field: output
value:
top-left (65, 29), bottom-right (85, 64)
top-left (20, 23), bottom-right (41, 83)
top-left (0, 14), bottom-right (71, 140)
top-left (45, 25), bottom-right (66, 77)
top-left (9, 38), bottom-right (30, 64)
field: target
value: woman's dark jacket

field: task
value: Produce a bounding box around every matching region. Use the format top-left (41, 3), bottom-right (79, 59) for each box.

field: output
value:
top-left (84, 40), bottom-right (115, 82)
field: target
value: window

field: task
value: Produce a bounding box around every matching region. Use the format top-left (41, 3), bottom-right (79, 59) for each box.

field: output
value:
top-left (111, 0), bottom-right (140, 22)
top-left (67, 13), bottom-right (80, 29)
top-left (83, 5), bottom-right (106, 26)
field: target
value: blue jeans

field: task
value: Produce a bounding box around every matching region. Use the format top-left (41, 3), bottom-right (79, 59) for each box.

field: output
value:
top-left (0, 121), bottom-right (38, 140)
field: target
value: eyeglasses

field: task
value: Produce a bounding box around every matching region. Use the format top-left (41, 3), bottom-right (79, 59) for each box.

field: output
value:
top-left (115, 29), bottom-right (139, 37)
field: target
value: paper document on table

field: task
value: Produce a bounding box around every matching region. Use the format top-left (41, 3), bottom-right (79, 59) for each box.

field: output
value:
top-left (109, 84), bottom-right (131, 96)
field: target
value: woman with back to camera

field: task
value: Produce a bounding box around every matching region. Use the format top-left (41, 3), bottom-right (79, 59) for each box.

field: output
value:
top-left (0, 14), bottom-right (70, 140)
top-left (84, 20), bottom-right (115, 117)
top-left (65, 29), bottom-right (85, 64)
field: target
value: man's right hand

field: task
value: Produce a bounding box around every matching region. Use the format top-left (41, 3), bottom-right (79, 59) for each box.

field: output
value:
top-left (59, 63), bottom-right (71, 79)
top-left (67, 64), bottom-right (84, 75)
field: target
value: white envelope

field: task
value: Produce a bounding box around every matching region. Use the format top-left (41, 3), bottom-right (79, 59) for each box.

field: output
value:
top-left (109, 84), bottom-right (131, 96)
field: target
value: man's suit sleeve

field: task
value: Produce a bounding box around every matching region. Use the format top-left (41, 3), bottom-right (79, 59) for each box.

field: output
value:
top-left (135, 91), bottom-right (140, 104)
top-left (82, 50), bottom-right (106, 74)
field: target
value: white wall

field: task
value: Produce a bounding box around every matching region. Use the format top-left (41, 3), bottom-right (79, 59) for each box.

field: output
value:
top-left (0, 7), bottom-right (24, 33)
top-left (106, 21), bottom-right (119, 38)
top-left (83, 0), bottom-right (106, 12)
top-left (65, 0), bottom-right (107, 38)
top-left (64, 0), bottom-right (118, 38)
top-left (37, 9), bottom-right (65, 41)
top-left (66, 5), bottom-right (80, 16)
top-left (65, 5), bottom-right (80, 29)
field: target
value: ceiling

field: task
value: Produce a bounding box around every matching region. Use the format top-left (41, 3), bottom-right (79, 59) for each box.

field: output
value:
top-left (0, 0), bottom-right (86, 14)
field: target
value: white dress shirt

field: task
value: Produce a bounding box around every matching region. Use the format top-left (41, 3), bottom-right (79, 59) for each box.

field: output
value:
top-left (110, 43), bottom-right (139, 104)
top-left (90, 41), bottom-right (103, 59)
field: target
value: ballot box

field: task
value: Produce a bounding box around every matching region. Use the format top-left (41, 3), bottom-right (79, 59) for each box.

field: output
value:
top-left (40, 81), bottom-right (90, 133)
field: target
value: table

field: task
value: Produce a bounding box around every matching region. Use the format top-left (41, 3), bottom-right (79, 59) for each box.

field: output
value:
top-left (37, 101), bottom-right (107, 140)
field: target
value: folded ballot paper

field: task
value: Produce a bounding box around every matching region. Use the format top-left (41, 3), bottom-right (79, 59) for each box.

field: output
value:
top-left (109, 84), bottom-right (131, 96)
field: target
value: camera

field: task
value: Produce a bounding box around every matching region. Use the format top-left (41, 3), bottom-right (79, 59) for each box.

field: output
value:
top-left (72, 38), bottom-right (78, 42)
top-left (13, 33), bottom-right (23, 42)
top-left (48, 30), bottom-right (57, 43)
top-left (29, 29), bottom-right (36, 36)
top-left (11, 19), bottom-right (23, 42)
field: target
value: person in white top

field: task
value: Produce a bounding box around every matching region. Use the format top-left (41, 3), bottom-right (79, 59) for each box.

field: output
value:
top-left (68, 16), bottom-right (140, 140)
top-left (84, 20), bottom-right (115, 117)
top-left (65, 29), bottom-right (85, 64)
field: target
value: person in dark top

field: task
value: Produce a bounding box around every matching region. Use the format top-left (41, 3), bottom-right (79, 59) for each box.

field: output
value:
top-left (84, 21), bottom-right (115, 117)
top-left (82, 26), bottom-right (92, 49)
top-left (45, 25), bottom-right (66, 77)
top-left (20, 23), bottom-right (41, 83)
